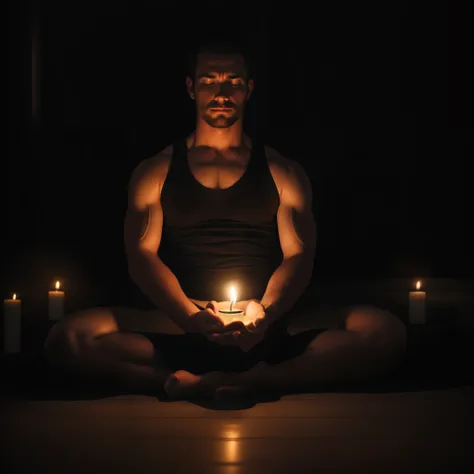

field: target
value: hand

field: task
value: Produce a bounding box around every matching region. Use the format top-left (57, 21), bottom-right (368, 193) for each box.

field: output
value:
top-left (208, 301), bottom-right (269, 352)
top-left (244, 300), bottom-right (267, 325)
top-left (240, 300), bottom-right (269, 351)
top-left (186, 302), bottom-right (247, 340)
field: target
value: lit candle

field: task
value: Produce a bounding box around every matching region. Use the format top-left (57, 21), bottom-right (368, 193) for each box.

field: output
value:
top-left (4, 293), bottom-right (21, 353)
top-left (218, 286), bottom-right (245, 325)
top-left (409, 280), bottom-right (426, 324)
top-left (48, 280), bottom-right (64, 320)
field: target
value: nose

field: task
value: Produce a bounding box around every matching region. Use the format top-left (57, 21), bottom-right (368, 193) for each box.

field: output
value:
top-left (214, 95), bottom-right (230, 105)
top-left (215, 82), bottom-right (233, 100)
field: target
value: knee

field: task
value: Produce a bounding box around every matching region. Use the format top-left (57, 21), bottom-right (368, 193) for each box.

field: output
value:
top-left (345, 305), bottom-right (407, 360)
top-left (43, 318), bottom-right (79, 367)
top-left (43, 307), bottom-right (114, 366)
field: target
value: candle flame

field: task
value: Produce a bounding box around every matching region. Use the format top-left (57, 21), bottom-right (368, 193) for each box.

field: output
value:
top-left (13, 293), bottom-right (17, 300)
top-left (229, 286), bottom-right (237, 311)
top-left (416, 280), bottom-right (421, 290)
top-left (55, 281), bottom-right (60, 290)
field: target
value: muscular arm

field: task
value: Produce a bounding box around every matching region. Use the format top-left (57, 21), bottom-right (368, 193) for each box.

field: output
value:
top-left (124, 156), bottom-right (198, 329)
top-left (260, 159), bottom-right (317, 323)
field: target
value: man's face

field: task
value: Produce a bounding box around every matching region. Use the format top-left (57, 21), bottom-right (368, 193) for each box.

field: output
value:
top-left (187, 52), bottom-right (254, 128)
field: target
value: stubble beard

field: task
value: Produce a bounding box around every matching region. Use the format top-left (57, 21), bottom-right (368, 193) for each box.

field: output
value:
top-left (203, 112), bottom-right (240, 128)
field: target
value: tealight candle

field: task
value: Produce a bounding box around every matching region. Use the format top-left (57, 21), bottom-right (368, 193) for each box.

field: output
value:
top-left (409, 280), bottom-right (426, 324)
top-left (48, 280), bottom-right (64, 320)
top-left (218, 286), bottom-right (245, 325)
top-left (4, 293), bottom-right (21, 353)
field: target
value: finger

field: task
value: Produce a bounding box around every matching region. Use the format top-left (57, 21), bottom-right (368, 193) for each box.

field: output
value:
top-left (216, 320), bottom-right (242, 333)
top-left (209, 320), bottom-right (225, 331)
top-left (206, 301), bottom-right (219, 313)
top-left (211, 328), bottom-right (241, 336)
top-left (213, 315), bottom-right (227, 327)
top-left (222, 321), bottom-right (246, 332)
top-left (209, 314), bottom-right (225, 326)
top-left (243, 321), bottom-right (261, 333)
top-left (204, 305), bottom-right (217, 316)
top-left (209, 332), bottom-right (241, 346)
top-left (253, 314), bottom-right (269, 327)
top-left (204, 308), bottom-right (224, 324)
top-left (245, 326), bottom-right (258, 335)
top-left (253, 317), bottom-right (265, 328)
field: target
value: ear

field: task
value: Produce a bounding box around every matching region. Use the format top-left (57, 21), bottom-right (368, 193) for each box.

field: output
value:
top-left (186, 76), bottom-right (195, 99)
top-left (246, 78), bottom-right (254, 100)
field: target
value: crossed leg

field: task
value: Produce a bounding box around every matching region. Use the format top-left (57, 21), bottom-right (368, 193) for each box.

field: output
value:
top-left (43, 306), bottom-right (184, 391)
top-left (44, 304), bottom-right (406, 398)
top-left (166, 305), bottom-right (407, 399)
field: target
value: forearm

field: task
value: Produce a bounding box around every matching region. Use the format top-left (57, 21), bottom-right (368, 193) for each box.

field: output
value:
top-left (128, 251), bottom-right (197, 329)
top-left (260, 254), bottom-right (313, 323)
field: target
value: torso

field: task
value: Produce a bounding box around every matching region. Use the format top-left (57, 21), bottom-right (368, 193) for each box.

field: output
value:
top-left (144, 133), bottom-right (294, 305)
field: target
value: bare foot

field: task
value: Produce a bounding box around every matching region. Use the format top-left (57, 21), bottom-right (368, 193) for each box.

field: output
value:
top-left (213, 362), bottom-right (268, 401)
top-left (164, 370), bottom-right (233, 400)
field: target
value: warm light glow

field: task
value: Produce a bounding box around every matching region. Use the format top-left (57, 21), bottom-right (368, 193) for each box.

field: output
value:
top-left (55, 281), bottom-right (60, 290)
top-left (13, 293), bottom-right (17, 300)
top-left (223, 427), bottom-right (240, 440)
top-left (221, 424), bottom-right (241, 464)
top-left (224, 440), bottom-right (239, 464)
top-left (416, 280), bottom-right (421, 290)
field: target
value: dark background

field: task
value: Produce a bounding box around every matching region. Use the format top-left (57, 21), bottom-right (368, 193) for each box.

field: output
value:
top-left (6, 3), bottom-right (472, 311)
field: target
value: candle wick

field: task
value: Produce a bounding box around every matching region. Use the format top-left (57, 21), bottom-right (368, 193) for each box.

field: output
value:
top-left (230, 300), bottom-right (233, 311)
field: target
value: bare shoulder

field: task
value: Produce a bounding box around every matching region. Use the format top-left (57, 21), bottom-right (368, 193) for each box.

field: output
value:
top-left (128, 145), bottom-right (173, 193)
top-left (264, 145), bottom-right (312, 199)
top-left (127, 145), bottom-right (174, 206)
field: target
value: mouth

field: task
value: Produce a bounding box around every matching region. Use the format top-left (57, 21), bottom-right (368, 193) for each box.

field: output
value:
top-left (209, 108), bottom-right (234, 112)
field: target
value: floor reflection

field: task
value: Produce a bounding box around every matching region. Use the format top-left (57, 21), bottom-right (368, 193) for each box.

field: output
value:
top-left (219, 423), bottom-right (242, 465)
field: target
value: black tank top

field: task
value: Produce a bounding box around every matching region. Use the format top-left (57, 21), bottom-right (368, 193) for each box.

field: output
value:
top-left (158, 138), bottom-right (283, 302)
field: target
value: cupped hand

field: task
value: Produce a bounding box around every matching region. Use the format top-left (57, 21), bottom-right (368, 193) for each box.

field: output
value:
top-left (208, 300), bottom-right (269, 352)
top-left (186, 301), bottom-right (248, 339)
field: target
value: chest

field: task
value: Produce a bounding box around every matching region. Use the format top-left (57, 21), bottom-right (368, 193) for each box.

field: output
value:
top-left (161, 144), bottom-right (280, 227)
top-left (187, 147), bottom-right (251, 190)
top-left (188, 160), bottom-right (248, 190)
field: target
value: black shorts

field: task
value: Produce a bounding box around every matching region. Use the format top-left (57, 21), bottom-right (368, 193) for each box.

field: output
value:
top-left (137, 328), bottom-right (327, 375)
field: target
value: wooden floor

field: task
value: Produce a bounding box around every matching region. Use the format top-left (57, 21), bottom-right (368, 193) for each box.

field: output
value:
top-left (2, 386), bottom-right (473, 474)
top-left (2, 279), bottom-right (473, 473)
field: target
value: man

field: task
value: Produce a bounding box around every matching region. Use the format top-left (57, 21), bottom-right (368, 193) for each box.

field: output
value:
top-left (44, 38), bottom-right (407, 400)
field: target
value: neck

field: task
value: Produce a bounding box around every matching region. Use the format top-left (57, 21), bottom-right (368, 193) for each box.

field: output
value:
top-left (193, 119), bottom-right (244, 150)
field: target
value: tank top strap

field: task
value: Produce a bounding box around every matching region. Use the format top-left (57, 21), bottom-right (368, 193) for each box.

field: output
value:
top-left (244, 137), bottom-right (265, 176)
top-left (166, 138), bottom-right (191, 183)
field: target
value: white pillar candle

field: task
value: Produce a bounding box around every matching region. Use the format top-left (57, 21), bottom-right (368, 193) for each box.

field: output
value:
top-left (48, 280), bottom-right (64, 320)
top-left (218, 286), bottom-right (245, 325)
top-left (4, 293), bottom-right (21, 353)
top-left (409, 280), bottom-right (426, 324)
